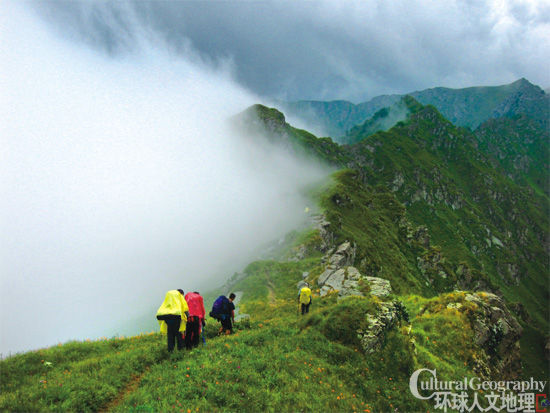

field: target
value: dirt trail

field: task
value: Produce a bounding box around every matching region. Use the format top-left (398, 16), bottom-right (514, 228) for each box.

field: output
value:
top-left (267, 281), bottom-right (276, 305)
top-left (100, 367), bottom-right (149, 412)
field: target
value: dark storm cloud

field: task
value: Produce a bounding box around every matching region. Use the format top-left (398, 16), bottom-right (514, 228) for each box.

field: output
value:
top-left (33, 0), bottom-right (550, 102)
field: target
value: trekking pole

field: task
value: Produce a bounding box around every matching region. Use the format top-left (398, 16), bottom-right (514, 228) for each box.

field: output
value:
top-left (202, 331), bottom-right (206, 346)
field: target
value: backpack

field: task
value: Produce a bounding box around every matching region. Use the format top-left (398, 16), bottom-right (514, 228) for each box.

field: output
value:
top-left (209, 295), bottom-right (229, 320)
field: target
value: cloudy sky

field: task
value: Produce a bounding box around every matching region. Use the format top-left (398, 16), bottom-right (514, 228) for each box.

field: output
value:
top-left (1, 0), bottom-right (548, 355)
top-left (33, 0), bottom-right (550, 102)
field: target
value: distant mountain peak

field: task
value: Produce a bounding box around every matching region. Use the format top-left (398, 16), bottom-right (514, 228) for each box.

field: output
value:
top-left (278, 79), bottom-right (549, 139)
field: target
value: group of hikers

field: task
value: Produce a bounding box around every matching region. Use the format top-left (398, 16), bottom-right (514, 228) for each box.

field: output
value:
top-left (156, 290), bottom-right (235, 352)
top-left (156, 284), bottom-right (312, 352)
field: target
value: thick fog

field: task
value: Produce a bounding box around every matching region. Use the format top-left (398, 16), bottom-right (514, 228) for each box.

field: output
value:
top-left (0, 3), bottom-right (329, 356)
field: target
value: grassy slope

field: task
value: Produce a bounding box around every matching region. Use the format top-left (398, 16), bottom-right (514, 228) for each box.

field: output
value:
top-left (3, 172), bottom-right (547, 412)
top-left (0, 256), bottom-right (470, 412)
top-left (2, 101), bottom-right (548, 412)
top-left (345, 106), bottom-right (549, 329)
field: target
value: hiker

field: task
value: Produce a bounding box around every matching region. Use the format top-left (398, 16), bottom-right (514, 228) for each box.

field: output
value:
top-left (156, 289), bottom-right (190, 352)
top-left (184, 291), bottom-right (206, 349)
top-left (298, 283), bottom-right (312, 315)
top-left (210, 293), bottom-right (236, 335)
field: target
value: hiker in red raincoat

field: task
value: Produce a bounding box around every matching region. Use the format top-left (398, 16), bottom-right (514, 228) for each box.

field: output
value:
top-left (184, 291), bottom-right (206, 349)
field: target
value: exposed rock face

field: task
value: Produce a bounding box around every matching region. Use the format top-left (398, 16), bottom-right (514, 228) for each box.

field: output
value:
top-left (356, 301), bottom-right (400, 353)
top-left (456, 292), bottom-right (522, 379)
top-left (317, 241), bottom-right (392, 299)
top-left (313, 215), bottom-right (334, 253)
top-left (318, 241), bottom-right (355, 293)
top-left (366, 277), bottom-right (392, 298)
top-left (319, 265), bottom-right (392, 299)
top-left (324, 241), bottom-right (356, 268)
top-left (319, 266), bottom-right (362, 297)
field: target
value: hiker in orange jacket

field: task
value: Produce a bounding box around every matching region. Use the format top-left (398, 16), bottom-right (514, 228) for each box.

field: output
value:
top-left (184, 291), bottom-right (206, 349)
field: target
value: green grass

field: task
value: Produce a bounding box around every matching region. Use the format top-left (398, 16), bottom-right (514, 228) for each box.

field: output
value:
top-left (1, 220), bottom-right (545, 412)
top-left (2, 101), bottom-right (548, 411)
top-left (0, 333), bottom-right (164, 412)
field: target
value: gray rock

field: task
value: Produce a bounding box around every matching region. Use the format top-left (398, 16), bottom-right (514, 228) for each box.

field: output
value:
top-left (454, 292), bottom-right (522, 379)
top-left (318, 265), bottom-right (392, 299)
top-left (318, 241), bottom-right (356, 290)
top-left (320, 285), bottom-right (332, 296)
top-left (328, 241), bottom-right (356, 267)
top-left (318, 267), bottom-right (336, 286)
top-left (357, 301), bottom-right (399, 353)
top-left (364, 277), bottom-right (392, 298)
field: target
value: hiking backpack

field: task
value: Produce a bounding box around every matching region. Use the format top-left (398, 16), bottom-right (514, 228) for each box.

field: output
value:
top-left (209, 295), bottom-right (229, 320)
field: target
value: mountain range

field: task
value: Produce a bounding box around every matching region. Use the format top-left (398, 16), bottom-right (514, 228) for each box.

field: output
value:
top-left (279, 78), bottom-right (549, 139)
top-left (1, 79), bottom-right (548, 412)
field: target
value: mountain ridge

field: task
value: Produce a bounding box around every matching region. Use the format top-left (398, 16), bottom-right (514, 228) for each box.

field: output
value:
top-left (1, 93), bottom-right (548, 412)
top-left (279, 78), bottom-right (549, 139)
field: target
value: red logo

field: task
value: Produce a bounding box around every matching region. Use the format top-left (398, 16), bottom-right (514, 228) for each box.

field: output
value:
top-left (536, 394), bottom-right (548, 413)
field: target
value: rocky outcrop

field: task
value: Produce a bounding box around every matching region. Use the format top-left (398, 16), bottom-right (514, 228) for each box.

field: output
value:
top-left (356, 301), bottom-right (407, 353)
top-left (318, 265), bottom-right (392, 299)
top-left (319, 266), bottom-right (362, 297)
top-left (321, 241), bottom-right (356, 269)
top-left (313, 214), bottom-right (334, 253)
top-left (416, 247), bottom-right (451, 286)
top-left (442, 292), bottom-right (523, 379)
top-left (366, 277), bottom-right (392, 298)
top-left (317, 241), bottom-right (392, 299)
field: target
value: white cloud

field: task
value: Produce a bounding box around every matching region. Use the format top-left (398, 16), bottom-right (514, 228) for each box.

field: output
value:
top-left (0, 2), bottom-right (328, 355)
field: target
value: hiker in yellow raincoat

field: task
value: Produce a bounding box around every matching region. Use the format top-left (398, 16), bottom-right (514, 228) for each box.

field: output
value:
top-left (298, 283), bottom-right (312, 315)
top-left (156, 289), bottom-right (190, 351)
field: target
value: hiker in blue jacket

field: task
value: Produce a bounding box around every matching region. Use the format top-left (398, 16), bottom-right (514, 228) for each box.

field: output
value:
top-left (220, 293), bottom-right (236, 335)
top-left (210, 293), bottom-right (236, 335)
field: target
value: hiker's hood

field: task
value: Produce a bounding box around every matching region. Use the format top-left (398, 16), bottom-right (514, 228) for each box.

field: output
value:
top-left (185, 292), bottom-right (205, 319)
top-left (156, 290), bottom-right (188, 334)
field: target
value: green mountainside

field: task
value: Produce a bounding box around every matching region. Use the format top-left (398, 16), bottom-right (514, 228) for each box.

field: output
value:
top-left (234, 101), bottom-right (549, 372)
top-left (341, 96), bottom-right (424, 144)
top-left (280, 78), bottom-right (549, 139)
top-left (277, 94), bottom-right (401, 139)
top-left (411, 78), bottom-right (549, 130)
top-left (475, 114), bottom-right (550, 197)
top-left (1, 97), bottom-right (548, 412)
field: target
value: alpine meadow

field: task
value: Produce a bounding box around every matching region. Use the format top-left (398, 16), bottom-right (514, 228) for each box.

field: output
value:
top-left (1, 1), bottom-right (549, 413)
